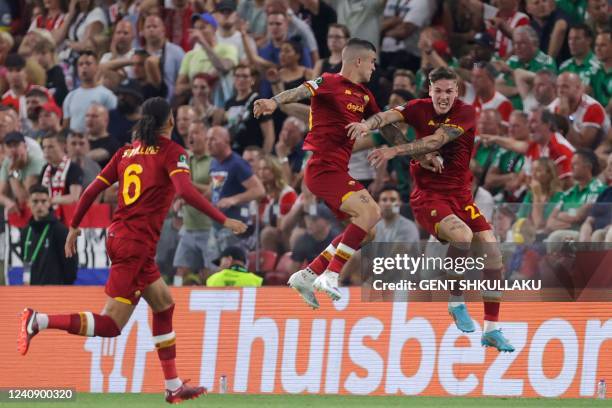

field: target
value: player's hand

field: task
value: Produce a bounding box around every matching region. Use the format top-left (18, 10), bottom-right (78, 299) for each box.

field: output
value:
top-left (417, 152), bottom-right (444, 173)
top-left (65, 227), bottom-right (81, 258)
top-left (345, 122), bottom-right (370, 140)
top-left (368, 146), bottom-right (397, 168)
top-left (253, 99), bottom-right (277, 118)
top-left (224, 218), bottom-right (248, 234)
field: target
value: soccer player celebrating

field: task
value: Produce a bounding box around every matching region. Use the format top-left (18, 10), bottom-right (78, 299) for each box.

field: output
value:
top-left (18, 97), bottom-right (247, 402)
top-left (254, 38), bottom-right (392, 307)
top-left (347, 67), bottom-right (515, 353)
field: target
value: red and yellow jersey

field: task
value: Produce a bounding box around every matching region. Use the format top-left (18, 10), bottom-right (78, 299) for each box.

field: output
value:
top-left (302, 73), bottom-right (380, 169)
top-left (96, 137), bottom-right (190, 245)
top-left (392, 98), bottom-right (477, 198)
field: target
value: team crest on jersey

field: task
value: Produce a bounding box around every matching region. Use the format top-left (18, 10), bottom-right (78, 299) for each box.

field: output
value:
top-left (348, 180), bottom-right (356, 185)
top-left (177, 154), bottom-right (189, 169)
top-left (315, 77), bottom-right (323, 85)
top-left (364, 95), bottom-right (369, 103)
top-left (344, 89), bottom-right (352, 95)
top-left (431, 209), bottom-right (437, 217)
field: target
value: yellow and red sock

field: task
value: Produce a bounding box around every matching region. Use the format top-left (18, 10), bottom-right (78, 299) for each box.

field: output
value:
top-left (482, 268), bottom-right (502, 321)
top-left (307, 233), bottom-right (343, 275)
top-left (47, 312), bottom-right (120, 337)
top-left (153, 304), bottom-right (178, 381)
top-left (327, 224), bottom-right (367, 274)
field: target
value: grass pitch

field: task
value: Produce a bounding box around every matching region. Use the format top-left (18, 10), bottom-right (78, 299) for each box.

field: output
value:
top-left (0, 393), bottom-right (608, 407)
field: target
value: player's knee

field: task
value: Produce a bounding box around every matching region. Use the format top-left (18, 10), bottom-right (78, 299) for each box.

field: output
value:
top-left (446, 228), bottom-right (473, 243)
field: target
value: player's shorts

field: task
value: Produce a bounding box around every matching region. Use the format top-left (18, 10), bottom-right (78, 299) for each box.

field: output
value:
top-left (105, 234), bottom-right (161, 305)
top-left (411, 193), bottom-right (491, 241)
top-left (304, 155), bottom-right (364, 220)
top-left (172, 228), bottom-right (218, 271)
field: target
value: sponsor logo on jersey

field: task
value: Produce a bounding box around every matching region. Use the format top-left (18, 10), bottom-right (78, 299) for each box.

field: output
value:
top-left (346, 103), bottom-right (365, 113)
top-left (344, 89), bottom-right (352, 95)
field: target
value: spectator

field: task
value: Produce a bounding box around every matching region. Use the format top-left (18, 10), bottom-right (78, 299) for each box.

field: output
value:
top-left (484, 110), bottom-right (528, 202)
top-left (142, 15), bottom-right (185, 100)
top-left (175, 12), bottom-right (238, 102)
top-left (391, 69), bottom-right (417, 95)
top-left (380, 0), bottom-right (438, 75)
top-left (0, 131), bottom-right (45, 214)
top-left (163, 0), bottom-right (194, 52)
top-left (21, 184), bottom-right (77, 285)
top-left (66, 130), bottom-right (100, 188)
top-left (24, 87), bottom-right (53, 140)
top-left (560, 23), bottom-right (601, 89)
top-left (548, 71), bottom-right (610, 148)
top-left (60, 0), bottom-right (108, 55)
top-left (374, 185), bottom-right (419, 243)
top-left (313, 24), bottom-right (349, 77)
top-left (28, 0), bottom-right (68, 45)
top-left (31, 38), bottom-right (68, 107)
top-left (473, 109), bottom-right (505, 183)
top-left (40, 132), bottom-right (83, 209)
top-left (330, 0), bottom-right (386, 51)
top-left (98, 19), bottom-right (136, 77)
top-left (171, 105), bottom-right (195, 148)
top-left (546, 148), bottom-right (606, 239)
top-left (486, 0), bottom-right (530, 60)
top-left (206, 246), bottom-right (263, 287)
top-left (470, 62), bottom-right (514, 122)
top-left (585, 0), bottom-right (610, 35)
top-left (62, 51), bottom-right (117, 133)
top-left (592, 30), bottom-right (611, 109)
top-left (0, 107), bottom-right (44, 158)
top-left (108, 78), bottom-right (143, 146)
top-left (208, 126), bottom-right (265, 250)
top-left (527, 0), bottom-right (570, 62)
top-left (225, 65), bottom-right (274, 154)
top-left (293, 0), bottom-right (338, 59)
top-left (237, 0), bottom-right (268, 42)
top-left (496, 25), bottom-right (557, 110)
top-left (215, 0), bottom-right (256, 63)
top-left (288, 201), bottom-right (335, 273)
top-left (242, 145), bottom-right (264, 171)
top-left (2, 54), bottom-right (35, 119)
top-left (514, 68), bottom-right (557, 112)
top-left (493, 205), bottom-right (516, 243)
top-left (517, 157), bottom-right (564, 231)
top-left (173, 120), bottom-right (217, 286)
top-left (38, 101), bottom-right (64, 137)
top-left (130, 49), bottom-right (168, 99)
top-left (258, 154), bottom-right (297, 253)
top-left (275, 116), bottom-right (306, 189)
top-left (190, 74), bottom-right (224, 126)
top-left (84, 104), bottom-right (120, 168)
top-left (555, 0), bottom-right (588, 23)
top-left (579, 152), bottom-right (612, 242)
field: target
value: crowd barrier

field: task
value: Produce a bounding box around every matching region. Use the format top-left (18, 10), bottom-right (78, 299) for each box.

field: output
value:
top-left (1, 287), bottom-right (610, 397)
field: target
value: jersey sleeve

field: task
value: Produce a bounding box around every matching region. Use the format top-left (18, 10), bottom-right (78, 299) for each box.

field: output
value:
top-left (581, 104), bottom-right (605, 128)
top-left (96, 147), bottom-right (124, 187)
top-left (364, 88), bottom-right (381, 117)
top-left (303, 73), bottom-right (330, 97)
top-left (164, 143), bottom-right (191, 178)
top-left (447, 103), bottom-right (477, 135)
top-left (390, 99), bottom-right (420, 126)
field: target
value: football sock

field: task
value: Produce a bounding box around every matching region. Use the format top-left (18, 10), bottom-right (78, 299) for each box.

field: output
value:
top-left (447, 244), bottom-right (471, 297)
top-left (482, 267), bottom-right (502, 323)
top-left (307, 234), bottom-right (343, 275)
top-left (327, 223), bottom-right (367, 274)
top-left (153, 305), bottom-right (179, 384)
top-left (45, 312), bottom-right (121, 337)
top-left (173, 275), bottom-right (183, 287)
top-left (484, 320), bottom-right (499, 333)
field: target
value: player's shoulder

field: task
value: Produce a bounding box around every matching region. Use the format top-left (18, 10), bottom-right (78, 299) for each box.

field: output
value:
top-left (453, 99), bottom-right (477, 115)
top-left (397, 98), bottom-right (431, 111)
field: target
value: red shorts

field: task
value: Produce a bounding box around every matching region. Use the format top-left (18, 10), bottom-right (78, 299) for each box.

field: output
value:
top-left (411, 192), bottom-right (491, 240)
top-left (304, 155), bottom-right (364, 220)
top-left (105, 235), bottom-right (161, 305)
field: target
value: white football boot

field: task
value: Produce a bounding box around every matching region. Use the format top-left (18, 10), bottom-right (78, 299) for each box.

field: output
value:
top-left (288, 269), bottom-right (320, 309)
top-left (312, 270), bottom-right (342, 301)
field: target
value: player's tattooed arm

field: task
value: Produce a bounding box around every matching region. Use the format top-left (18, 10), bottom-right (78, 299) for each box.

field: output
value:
top-left (346, 110), bottom-right (404, 140)
top-left (394, 124), bottom-right (464, 156)
top-left (379, 123), bottom-right (407, 146)
top-left (271, 84), bottom-right (311, 106)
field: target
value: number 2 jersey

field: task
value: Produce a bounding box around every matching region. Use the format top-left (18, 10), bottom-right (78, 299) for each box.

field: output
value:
top-left (302, 73), bottom-right (380, 169)
top-left (93, 137), bottom-right (192, 244)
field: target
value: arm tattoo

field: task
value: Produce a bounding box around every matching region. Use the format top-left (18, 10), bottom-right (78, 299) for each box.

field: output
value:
top-left (379, 123), bottom-right (407, 146)
top-left (439, 124), bottom-right (464, 142)
top-left (393, 124), bottom-right (464, 157)
top-left (271, 85), bottom-right (311, 105)
top-left (364, 112), bottom-right (388, 130)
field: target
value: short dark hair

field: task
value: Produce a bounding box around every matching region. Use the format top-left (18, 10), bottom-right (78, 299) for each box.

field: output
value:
top-left (569, 22), bottom-right (594, 39)
top-left (134, 49), bottom-right (150, 58)
top-left (428, 67), bottom-right (457, 84)
top-left (26, 88), bottom-right (49, 99)
top-left (390, 89), bottom-right (415, 102)
top-left (42, 132), bottom-right (66, 144)
top-left (574, 148), bottom-right (600, 175)
top-left (345, 38), bottom-right (377, 53)
top-left (473, 61), bottom-right (498, 80)
top-left (28, 184), bottom-right (49, 196)
top-left (78, 50), bottom-right (97, 61)
top-left (329, 23), bottom-right (350, 39)
top-left (379, 184), bottom-right (401, 197)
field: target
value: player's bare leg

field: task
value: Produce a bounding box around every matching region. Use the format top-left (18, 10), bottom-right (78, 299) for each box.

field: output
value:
top-left (142, 278), bottom-right (206, 403)
top-left (19, 297), bottom-right (132, 356)
top-left (437, 215), bottom-right (476, 333)
top-left (312, 190), bottom-right (381, 301)
top-left (472, 229), bottom-right (515, 352)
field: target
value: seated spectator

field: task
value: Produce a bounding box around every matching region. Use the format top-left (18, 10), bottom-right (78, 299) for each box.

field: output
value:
top-left (579, 152), bottom-right (612, 242)
top-left (31, 38), bottom-right (68, 106)
top-left (517, 157), bottom-right (564, 231)
top-left (585, 0), bottom-right (610, 35)
top-left (526, 0), bottom-right (570, 62)
top-left (374, 185), bottom-right (419, 243)
top-left (24, 87), bottom-right (54, 140)
top-left (0, 131), bottom-right (45, 214)
top-left (275, 116), bottom-right (306, 190)
top-left (130, 49), bottom-right (168, 99)
top-left (548, 71), bottom-right (610, 148)
top-left (242, 145), bottom-right (264, 171)
top-left (546, 148), bottom-right (606, 239)
top-left (2, 54), bottom-right (44, 121)
top-left (0, 107), bottom-right (44, 158)
top-left (264, 40), bottom-right (314, 100)
top-left (496, 25), bottom-right (557, 110)
top-left (473, 109), bottom-right (505, 184)
top-left (66, 130), bottom-right (100, 188)
top-left (37, 101), bottom-right (64, 138)
top-left (215, 0), bottom-right (257, 64)
top-left (28, 0), bottom-right (66, 41)
top-left (21, 184), bottom-right (77, 285)
top-left (98, 19), bottom-right (136, 78)
top-left (206, 246), bottom-right (262, 287)
top-left (225, 65), bottom-right (274, 154)
top-left (486, 0), bottom-right (530, 60)
top-left (84, 104), bottom-right (120, 168)
top-left (191, 74), bottom-right (224, 127)
top-left (237, 0), bottom-right (268, 43)
top-left (258, 154), bottom-right (297, 253)
top-left (484, 110), bottom-right (528, 202)
top-left (560, 23), bottom-right (601, 92)
top-left (493, 205), bottom-right (517, 243)
top-left (592, 30), bottom-right (611, 109)
top-left (391, 69), bottom-right (417, 95)
top-left (171, 105), bottom-right (195, 148)
top-left (60, 0), bottom-right (108, 55)
top-left (288, 202), bottom-right (335, 273)
top-left (470, 62), bottom-right (514, 122)
top-left (163, 0), bottom-right (194, 52)
top-left (108, 79), bottom-right (143, 146)
top-left (40, 132), bottom-right (83, 207)
top-left (514, 68), bottom-right (557, 113)
top-left (62, 51), bottom-right (117, 133)
top-left (313, 24), bottom-right (349, 77)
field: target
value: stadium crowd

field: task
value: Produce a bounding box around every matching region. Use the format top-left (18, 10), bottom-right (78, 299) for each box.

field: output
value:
top-left (0, 0), bottom-right (610, 286)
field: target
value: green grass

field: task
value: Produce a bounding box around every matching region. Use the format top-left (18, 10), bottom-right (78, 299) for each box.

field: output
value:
top-left (0, 393), bottom-right (609, 408)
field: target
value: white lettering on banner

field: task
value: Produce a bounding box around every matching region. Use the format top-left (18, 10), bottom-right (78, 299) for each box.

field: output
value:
top-left (325, 319), bottom-right (346, 394)
top-left (189, 290), bottom-right (240, 391)
top-left (235, 288), bottom-right (279, 392)
top-left (281, 319), bottom-right (326, 393)
top-left (385, 302), bottom-right (436, 395)
top-left (580, 319), bottom-right (612, 396)
top-left (528, 319), bottom-right (579, 397)
top-left (85, 301), bottom-right (154, 392)
top-left (482, 323), bottom-right (527, 396)
top-left (438, 323), bottom-right (484, 396)
top-left (344, 317), bottom-right (384, 395)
